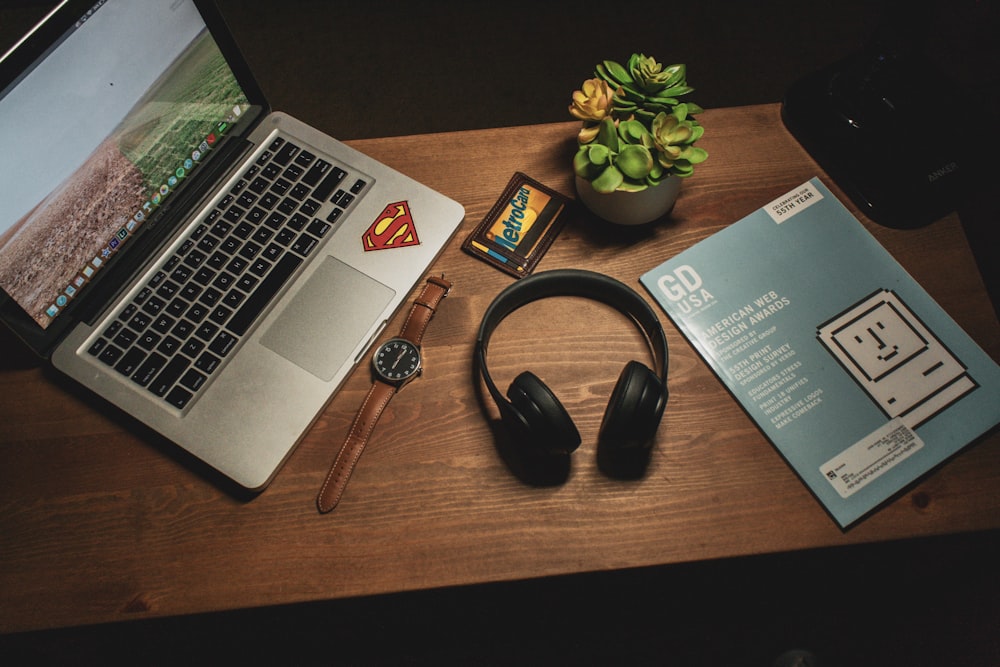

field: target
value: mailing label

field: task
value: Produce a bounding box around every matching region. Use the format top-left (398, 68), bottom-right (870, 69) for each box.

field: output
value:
top-left (820, 418), bottom-right (924, 499)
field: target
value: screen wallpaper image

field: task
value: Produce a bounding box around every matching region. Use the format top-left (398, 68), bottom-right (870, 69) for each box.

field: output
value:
top-left (0, 0), bottom-right (249, 329)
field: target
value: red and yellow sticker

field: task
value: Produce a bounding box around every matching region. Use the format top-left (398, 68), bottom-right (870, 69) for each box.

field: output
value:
top-left (363, 201), bottom-right (420, 251)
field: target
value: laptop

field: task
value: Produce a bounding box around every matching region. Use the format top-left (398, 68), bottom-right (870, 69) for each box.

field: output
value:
top-left (0, 0), bottom-right (465, 490)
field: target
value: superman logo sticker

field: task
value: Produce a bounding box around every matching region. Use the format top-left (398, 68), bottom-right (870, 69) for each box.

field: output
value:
top-left (363, 201), bottom-right (420, 251)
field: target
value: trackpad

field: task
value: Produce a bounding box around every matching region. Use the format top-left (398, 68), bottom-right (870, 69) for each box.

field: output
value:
top-left (260, 256), bottom-right (394, 381)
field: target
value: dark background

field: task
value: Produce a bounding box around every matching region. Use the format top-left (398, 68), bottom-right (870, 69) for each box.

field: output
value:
top-left (2, 1), bottom-right (998, 665)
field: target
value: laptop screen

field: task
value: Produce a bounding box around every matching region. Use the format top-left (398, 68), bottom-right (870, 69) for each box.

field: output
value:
top-left (0, 0), bottom-right (250, 331)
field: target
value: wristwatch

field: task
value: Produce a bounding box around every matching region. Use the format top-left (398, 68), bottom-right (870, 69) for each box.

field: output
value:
top-left (317, 275), bottom-right (452, 513)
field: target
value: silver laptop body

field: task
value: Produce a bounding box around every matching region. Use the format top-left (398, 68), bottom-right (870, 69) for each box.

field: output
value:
top-left (0, 0), bottom-right (465, 490)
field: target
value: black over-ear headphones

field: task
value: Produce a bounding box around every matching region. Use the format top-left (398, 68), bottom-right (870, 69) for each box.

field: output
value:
top-left (474, 269), bottom-right (669, 472)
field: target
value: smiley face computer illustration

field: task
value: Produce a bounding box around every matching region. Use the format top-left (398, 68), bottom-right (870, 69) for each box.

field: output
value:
top-left (817, 289), bottom-right (977, 428)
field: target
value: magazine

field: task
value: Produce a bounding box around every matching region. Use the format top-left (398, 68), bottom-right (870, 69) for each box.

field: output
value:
top-left (640, 178), bottom-right (1000, 527)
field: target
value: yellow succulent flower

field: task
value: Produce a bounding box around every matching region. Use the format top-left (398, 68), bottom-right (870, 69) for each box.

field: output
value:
top-left (569, 78), bottom-right (614, 124)
top-left (651, 113), bottom-right (692, 164)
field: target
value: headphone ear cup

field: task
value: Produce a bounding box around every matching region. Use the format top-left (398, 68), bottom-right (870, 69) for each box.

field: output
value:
top-left (600, 360), bottom-right (667, 452)
top-left (506, 371), bottom-right (581, 455)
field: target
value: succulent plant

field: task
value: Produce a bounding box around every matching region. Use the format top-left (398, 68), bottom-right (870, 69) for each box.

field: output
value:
top-left (570, 54), bottom-right (708, 193)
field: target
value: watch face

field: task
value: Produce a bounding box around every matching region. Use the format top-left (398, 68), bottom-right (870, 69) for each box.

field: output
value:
top-left (373, 338), bottom-right (421, 382)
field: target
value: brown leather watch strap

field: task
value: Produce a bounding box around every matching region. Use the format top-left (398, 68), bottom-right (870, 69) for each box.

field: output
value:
top-left (399, 275), bottom-right (451, 345)
top-left (316, 275), bottom-right (452, 513)
top-left (317, 380), bottom-right (395, 513)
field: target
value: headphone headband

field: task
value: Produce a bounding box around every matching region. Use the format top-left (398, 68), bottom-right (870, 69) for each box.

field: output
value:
top-left (475, 269), bottom-right (668, 403)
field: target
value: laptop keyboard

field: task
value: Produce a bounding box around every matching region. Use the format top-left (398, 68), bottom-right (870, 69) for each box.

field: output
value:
top-left (85, 136), bottom-right (369, 410)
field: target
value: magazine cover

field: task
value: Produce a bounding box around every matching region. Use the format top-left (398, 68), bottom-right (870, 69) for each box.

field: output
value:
top-left (640, 178), bottom-right (1000, 527)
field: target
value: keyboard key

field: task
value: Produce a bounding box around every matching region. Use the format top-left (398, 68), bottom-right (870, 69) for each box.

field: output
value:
top-left (249, 177), bottom-right (269, 194)
top-left (115, 347), bottom-right (146, 376)
top-left (260, 193), bottom-right (280, 210)
top-left (313, 167), bottom-right (346, 201)
top-left (301, 159), bottom-right (330, 186)
top-left (166, 298), bottom-right (188, 318)
top-left (294, 150), bottom-right (316, 168)
top-left (291, 233), bottom-right (318, 257)
top-left (151, 314), bottom-right (175, 335)
top-left (228, 253), bottom-right (302, 336)
top-left (209, 331), bottom-right (237, 357)
top-left (149, 356), bottom-right (190, 397)
top-left (157, 335), bottom-right (181, 356)
top-left (236, 274), bottom-right (258, 292)
top-left (273, 142), bottom-right (299, 166)
top-left (195, 321), bottom-right (219, 341)
top-left (249, 258), bottom-right (272, 277)
top-left (137, 331), bottom-right (161, 351)
top-left (113, 328), bottom-right (138, 348)
top-left (181, 338), bottom-right (204, 358)
top-left (141, 296), bottom-right (165, 315)
top-left (133, 352), bottom-right (166, 387)
top-left (156, 280), bottom-right (178, 300)
top-left (180, 369), bottom-right (207, 393)
top-left (222, 289), bottom-right (245, 309)
top-left (195, 351), bottom-right (221, 374)
top-left (307, 219), bottom-right (331, 237)
top-left (98, 345), bottom-right (124, 366)
top-left (209, 305), bottom-right (232, 325)
top-left (262, 243), bottom-right (282, 261)
top-left (165, 386), bottom-right (193, 410)
top-left (247, 207), bottom-right (266, 225)
top-left (127, 311), bottom-right (152, 332)
top-left (270, 178), bottom-right (291, 196)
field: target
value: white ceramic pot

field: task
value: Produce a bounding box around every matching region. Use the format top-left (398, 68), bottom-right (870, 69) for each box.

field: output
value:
top-left (575, 175), bottom-right (682, 226)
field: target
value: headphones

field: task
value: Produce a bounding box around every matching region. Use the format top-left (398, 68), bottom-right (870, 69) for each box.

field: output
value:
top-left (474, 269), bottom-right (669, 476)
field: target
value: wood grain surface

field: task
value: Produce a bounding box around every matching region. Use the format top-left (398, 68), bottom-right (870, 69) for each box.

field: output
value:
top-left (2, 104), bottom-right (998, 634)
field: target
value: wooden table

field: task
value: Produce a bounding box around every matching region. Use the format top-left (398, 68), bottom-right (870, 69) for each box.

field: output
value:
top-left (2, 104), bottom-right (998, 634)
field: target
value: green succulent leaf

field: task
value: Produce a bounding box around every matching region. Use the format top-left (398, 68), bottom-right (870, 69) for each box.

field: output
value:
top-left (672, 162), bottom-right (695, 177)
top-left (615, 83), bottom-right (645, 102)
top-left (616, 180), bottom-right (648, 193)
top-left (595, 118), bottom-right (620, 152)
top-left (682, 146), bottom-right (709, 164)
top-left (662, 63), bottom-right (685, 87)
top-left (591, 165), bottom-right (625, 193)
top-left (614, 101), bottom-right (639, 116)
top-left (643, 100), bottom-right (676, 113)
top-left (645, 160), bottom-right (665, 186)
top-left (618, 119), bottom-right (647, 144)
top-left (586, 142), bottom-right (611, 166)
top-left (573, 148), bottom-right (593, 177)
top-left (600, 60), bottom-right (633, 86)
top-left (655, 85), bottom-right (693, 99)
top-left (617, 144), bottom-right (654, 180)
